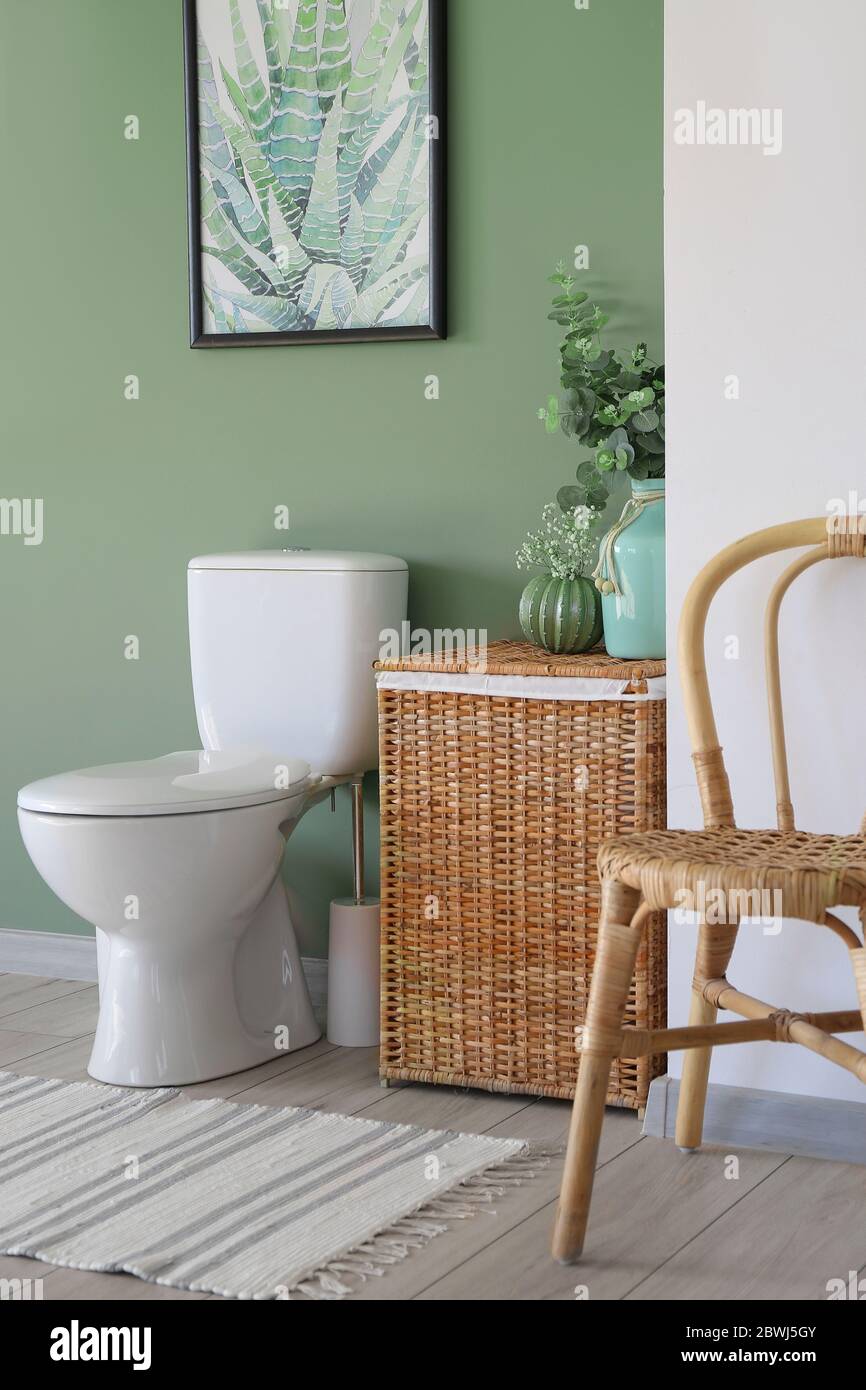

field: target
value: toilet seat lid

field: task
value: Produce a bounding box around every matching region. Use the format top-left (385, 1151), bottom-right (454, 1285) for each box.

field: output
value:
top-left (17, 748), bottom-right (313, 817)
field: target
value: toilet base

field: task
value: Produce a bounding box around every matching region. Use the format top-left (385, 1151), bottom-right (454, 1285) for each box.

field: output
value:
top-left (86, 1028), bottom-right (323, 1089)
top-left (88, 877), bottom-right (321, 1088)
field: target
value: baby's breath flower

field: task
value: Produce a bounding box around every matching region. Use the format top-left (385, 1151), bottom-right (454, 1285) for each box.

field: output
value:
top-left (516, 503), bottom-right (599, 582)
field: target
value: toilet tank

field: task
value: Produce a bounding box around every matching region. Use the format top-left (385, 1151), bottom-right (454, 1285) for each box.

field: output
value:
top-left (187, 551), bottom-right (408, 776)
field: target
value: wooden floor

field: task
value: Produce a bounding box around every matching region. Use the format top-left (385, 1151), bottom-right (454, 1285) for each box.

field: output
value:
top-left (1, 972), bottom-right (864, 1301)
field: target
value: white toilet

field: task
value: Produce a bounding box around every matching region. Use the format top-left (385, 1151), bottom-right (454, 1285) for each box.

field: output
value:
top-left (17, 550), bottom-right (408, 1087)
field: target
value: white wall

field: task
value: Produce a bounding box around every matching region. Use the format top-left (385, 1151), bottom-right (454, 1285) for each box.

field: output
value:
top-left (666, 0), bottom-right (866, 1101)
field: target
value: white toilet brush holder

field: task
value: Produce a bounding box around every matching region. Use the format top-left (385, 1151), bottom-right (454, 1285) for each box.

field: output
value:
top-left (327, 897), bottom-right (381, 1047)
top-left (326, 777), bottom-right (381, 1047)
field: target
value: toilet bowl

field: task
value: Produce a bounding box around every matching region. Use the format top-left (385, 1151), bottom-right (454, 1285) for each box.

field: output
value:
top-left (18, 750), bottom-right (321, 1086)
top-left (17, 551), bottom-right (408, 1087)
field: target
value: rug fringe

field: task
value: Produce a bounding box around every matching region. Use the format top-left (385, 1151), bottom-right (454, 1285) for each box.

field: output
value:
top-left (286, 1145), bottom-right (558, 1301)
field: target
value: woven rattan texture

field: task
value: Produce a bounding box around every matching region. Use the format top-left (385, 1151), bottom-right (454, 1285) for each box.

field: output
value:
top-left (378, 654), bottom-right (668, 1108)
top-left (375, 640), bottom-right (666, 683)
top-left (600, 828), bottom-right (866, 920)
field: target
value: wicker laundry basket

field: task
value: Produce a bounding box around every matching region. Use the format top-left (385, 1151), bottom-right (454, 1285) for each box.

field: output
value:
top-left (375, 641), bottom-right (668, 1109)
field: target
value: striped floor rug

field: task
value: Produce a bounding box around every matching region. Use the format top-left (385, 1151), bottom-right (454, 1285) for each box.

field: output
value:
top-left (0, 1071), bottom-right (546, 1300)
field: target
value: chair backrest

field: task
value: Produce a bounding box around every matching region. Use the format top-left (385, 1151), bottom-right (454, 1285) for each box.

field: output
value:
top-left (678, 516), bottom-right (866, 831)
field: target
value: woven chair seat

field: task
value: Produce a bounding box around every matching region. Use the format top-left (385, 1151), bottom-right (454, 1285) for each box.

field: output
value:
top-left (599, 828), bottom-right (866, 923)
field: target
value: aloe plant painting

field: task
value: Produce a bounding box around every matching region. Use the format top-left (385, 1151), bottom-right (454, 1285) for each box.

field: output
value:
top-left (185, 0), bottom-right (444, 343)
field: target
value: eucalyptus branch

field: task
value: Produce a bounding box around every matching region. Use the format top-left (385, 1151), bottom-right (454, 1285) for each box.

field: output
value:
top-left (538, 259), bottom-right (665, 513)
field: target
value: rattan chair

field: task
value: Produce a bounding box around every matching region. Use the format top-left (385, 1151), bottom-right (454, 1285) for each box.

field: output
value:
top-left (552, 516), bottom-right (866, 1263)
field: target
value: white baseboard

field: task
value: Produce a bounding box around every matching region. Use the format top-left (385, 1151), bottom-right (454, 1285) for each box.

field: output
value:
top-left (0, 929), bottom-right (98, 982)
top-left (644, 1075), bottom-right (866, 1166)
top-left (301, 957), bottom-right (327, 1021)
top-left (0, 928), bottom-right (328, 1018)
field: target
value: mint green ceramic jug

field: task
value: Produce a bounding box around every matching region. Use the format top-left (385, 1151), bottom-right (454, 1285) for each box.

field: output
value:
top-left (595, 479), bottom-right (666, 659)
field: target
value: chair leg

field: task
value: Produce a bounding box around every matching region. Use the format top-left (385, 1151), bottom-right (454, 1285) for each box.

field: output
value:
top-left (849, 945), bottom-right (866, 1034)
top-left (552, 882), bottom-right (644, 1264)
top-left (674, 920), bottom-right (739, 1152)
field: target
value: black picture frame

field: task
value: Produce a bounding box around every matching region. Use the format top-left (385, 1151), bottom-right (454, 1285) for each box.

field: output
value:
top-left (183, 0), bottom-right (446, 347)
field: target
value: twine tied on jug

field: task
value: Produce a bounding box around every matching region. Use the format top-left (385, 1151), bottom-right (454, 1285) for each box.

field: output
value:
top-left (591, 489), bottom-right (665, 597)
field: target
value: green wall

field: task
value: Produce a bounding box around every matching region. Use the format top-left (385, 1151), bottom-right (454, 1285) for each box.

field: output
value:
top-left (0, 0), bottom-right (662, 956)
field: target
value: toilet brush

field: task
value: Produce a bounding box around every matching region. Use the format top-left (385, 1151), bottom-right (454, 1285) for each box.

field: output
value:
top-left (326, 778), bottom-right (381, 1047)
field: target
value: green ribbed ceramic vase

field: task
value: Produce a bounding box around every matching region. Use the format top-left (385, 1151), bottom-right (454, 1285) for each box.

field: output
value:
top-left (519, 574), bottom-right (604, 655)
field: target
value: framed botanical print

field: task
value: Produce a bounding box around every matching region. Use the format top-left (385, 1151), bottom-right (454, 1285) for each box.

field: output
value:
top-left (183, 0), bottom-right (446, 346)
